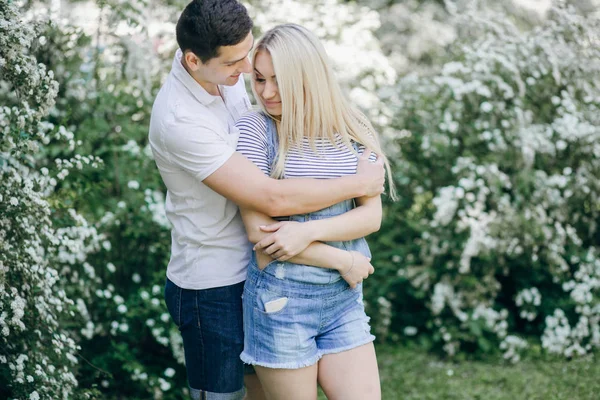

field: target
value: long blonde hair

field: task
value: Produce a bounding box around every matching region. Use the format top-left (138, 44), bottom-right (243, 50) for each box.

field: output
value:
top-left (252, 24), bottom-right (396, 199)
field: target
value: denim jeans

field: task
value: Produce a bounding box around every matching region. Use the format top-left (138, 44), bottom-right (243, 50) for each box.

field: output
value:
top-left (164, 278), bottom-right (246, 400)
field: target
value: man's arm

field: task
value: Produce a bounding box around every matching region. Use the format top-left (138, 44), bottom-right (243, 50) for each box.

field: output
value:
top-left (253, 194), bottom-right (382, 260)
top-left (203, 151), bottom-right (384, 217)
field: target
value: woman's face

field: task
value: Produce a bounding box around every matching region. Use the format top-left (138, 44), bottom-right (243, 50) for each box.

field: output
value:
top-left (253, 50), bottom-right (282, 117)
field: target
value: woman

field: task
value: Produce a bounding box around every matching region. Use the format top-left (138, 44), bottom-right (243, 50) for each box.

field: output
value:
top-left (235, 24), bottom-right (395, 400)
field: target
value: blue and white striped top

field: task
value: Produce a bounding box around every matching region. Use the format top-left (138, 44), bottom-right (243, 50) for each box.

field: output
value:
top-left (235, 111), bottom-right (373, 179)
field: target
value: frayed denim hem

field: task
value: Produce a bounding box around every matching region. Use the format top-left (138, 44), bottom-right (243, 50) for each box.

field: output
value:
top-left (189, 387), bottom-right (245, 400)
top-left (240, 351), bottom-right (322, 370)
top-left (317, 335), bottom-right (376, 359)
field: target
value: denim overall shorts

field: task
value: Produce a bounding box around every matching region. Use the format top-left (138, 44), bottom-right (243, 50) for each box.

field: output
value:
top-left (240, 113), bottom-right (376, 369)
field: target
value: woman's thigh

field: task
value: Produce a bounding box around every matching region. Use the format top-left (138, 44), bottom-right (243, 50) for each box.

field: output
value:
top-left (317, 343), bottom-right (381, 400)
top-left (254, 364), bottom-right (318, 400)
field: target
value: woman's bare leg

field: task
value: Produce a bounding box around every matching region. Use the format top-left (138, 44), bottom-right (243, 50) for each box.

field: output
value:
top-left (254, 364), bottom-right (319, 400)
top-left (317, 343), bottom-right (380, 400)
top-left (244, 373), bottom-right (267, 400)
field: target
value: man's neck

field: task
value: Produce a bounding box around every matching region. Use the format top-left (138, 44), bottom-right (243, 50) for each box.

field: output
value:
top-left (180, 55), bottom-right (220, 96)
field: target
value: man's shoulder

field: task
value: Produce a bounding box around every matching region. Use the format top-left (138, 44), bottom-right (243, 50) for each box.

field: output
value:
top-left (152, 85), bottom-right (216, 132)
top-left (150, 107), bottom-right (223, 155)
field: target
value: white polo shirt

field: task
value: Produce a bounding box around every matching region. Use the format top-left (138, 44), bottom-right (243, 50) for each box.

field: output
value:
top-left (149, 49), bottom-right (252, 290)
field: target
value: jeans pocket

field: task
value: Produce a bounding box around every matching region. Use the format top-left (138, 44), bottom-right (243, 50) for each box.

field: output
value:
top-left (164, 278), bottom-right (182, 327)
top-left (255, 290), bottom-right (291, 316)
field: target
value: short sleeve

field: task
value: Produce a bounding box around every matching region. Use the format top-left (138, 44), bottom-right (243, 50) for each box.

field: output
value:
top-left (163, 115), bottom-right (235, 182)
top-left (357, 143), bottom-right (379, 162)
top-left (235, 112), bottom-right (271, 176)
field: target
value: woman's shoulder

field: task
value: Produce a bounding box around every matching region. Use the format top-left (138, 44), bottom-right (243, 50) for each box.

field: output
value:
top-left (236, 110), bottom-right (269, 134)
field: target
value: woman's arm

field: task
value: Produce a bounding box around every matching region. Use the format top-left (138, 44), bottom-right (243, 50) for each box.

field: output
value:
top-left (241, 208), bottom-right (374, 288)
top-left (253, 194), bottom-right (382, 260)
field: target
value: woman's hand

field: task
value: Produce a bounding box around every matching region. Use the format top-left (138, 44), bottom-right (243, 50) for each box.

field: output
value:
top-left (253, 221), bottom-right (316, 261)
top-left (339, 251), bottom-right (374, 288)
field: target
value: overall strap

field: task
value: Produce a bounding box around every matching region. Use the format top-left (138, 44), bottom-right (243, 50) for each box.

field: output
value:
top-left (262, 112), bottom-right (281, 177)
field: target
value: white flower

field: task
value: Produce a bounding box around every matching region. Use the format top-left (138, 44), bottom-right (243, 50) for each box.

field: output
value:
top-left (106, 263), bottom-right (116, 273)
top-left (127, 180), bottom-right (140, 190)
top-left (9, 197), bottom-right (19, 206)
top-left (159, 377), bottom-right (171, 391)
top-left (403, 326), bottom-right (418, 336)
top-left (132, 273), bottom-right (141, 283)
top-left (164, 367), bottom-right (175, 378)
top-left (480, 101), bottom-right (493, 112)
top-left (29, 391), bottom-right (40, 400)
top-left (117, 304), bottom-right (128, 314)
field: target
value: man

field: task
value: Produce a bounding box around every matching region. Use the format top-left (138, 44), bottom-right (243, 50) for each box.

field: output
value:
top-left (148, 1), bottom-right (385, 399)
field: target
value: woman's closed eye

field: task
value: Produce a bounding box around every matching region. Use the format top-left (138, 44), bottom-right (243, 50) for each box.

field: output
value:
top-left (254, 76), bottom-right (266, 83)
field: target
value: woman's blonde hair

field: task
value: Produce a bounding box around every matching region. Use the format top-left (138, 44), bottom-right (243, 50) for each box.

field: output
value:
top-left (252, 23), bottom-right (396, 199)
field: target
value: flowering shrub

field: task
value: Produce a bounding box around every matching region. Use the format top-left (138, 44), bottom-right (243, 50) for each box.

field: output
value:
top-left (369, 2), bottom-right (600, 361)
top-left (1, 0), bottom-right (187, 398)
top-left (0, 1), bottom-right (103, 398)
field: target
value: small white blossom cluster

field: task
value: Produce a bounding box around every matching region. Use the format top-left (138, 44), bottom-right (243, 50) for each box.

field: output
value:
top-left (515, 287), bottom-right (542, 321)
top-left (500, 335), bottom-right (529, 363)
top-left (142, 189), bottom-right (171, 229)
top-left (542, 250), bottom-right (600, 357)
top-left (387, 2), bottom-right (600, 359)
top-left (374, 296), bottom-right (392, 339)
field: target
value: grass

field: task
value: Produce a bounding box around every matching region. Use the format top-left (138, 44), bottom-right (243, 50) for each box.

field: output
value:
top-left (317, 345), bottom-right (599, 400)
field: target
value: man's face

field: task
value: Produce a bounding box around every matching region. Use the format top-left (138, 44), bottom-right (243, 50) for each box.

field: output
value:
top-left (198, 32), bottom-right (254, 86)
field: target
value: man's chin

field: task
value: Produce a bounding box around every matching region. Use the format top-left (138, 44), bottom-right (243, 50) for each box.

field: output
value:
top-left (224, 74), bottom-right (241, 85)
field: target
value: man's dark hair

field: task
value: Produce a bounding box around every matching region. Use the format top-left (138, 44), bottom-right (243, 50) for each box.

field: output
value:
top-left (176, 0), bottom-right (253, 63)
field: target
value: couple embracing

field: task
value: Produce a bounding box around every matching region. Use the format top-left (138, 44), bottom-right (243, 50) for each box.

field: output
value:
top-left (148, 1), bottom-right (395, 399)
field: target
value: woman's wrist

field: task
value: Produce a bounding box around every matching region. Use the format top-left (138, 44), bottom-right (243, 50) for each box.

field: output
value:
top-left (336, 250), bottom-right (353, 274)
top-left (340, 251), bottom-right (355, 276)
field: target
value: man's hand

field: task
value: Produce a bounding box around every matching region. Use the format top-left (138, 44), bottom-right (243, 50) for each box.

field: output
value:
top-left (254, 221), bottom-right (315, 261)
top-left (339, 251), bottom-right (374, 288)
top-left (356, 149), bottom-right (385, 197)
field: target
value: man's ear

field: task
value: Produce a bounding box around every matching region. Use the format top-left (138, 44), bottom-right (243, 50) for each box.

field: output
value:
top-left (184, 51), bottom-right (201, 71)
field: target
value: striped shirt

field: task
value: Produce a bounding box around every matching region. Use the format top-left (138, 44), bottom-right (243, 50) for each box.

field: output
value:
top-left (235, 111), bottom-right (373, 179)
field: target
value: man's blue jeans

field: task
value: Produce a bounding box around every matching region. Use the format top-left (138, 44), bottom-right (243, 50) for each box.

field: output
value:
top-left (164, 278), bottom-right (246, 400)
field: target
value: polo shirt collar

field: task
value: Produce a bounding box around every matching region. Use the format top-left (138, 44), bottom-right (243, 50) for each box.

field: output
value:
top-left (172, 49), bottom-right (220, 106)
